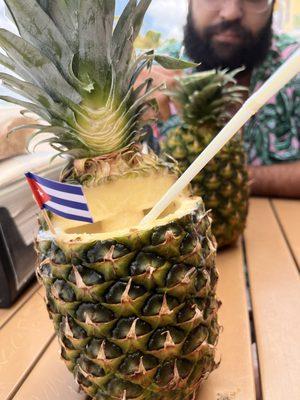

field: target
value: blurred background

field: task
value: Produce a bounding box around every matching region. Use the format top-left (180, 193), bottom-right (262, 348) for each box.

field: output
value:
top-left (121, 0), bottom-right (300, 41)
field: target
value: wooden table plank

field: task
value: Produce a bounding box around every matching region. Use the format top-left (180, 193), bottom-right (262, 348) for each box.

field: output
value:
top-left (197, 241), bottom-right (256, 400)
top-left (0, 282), bottom-right (40, 329)
top-left (13, 339), bottom-right (85, 400)
top-left (271, 199), bottom-right (300, 269)
top-left (0, 287), bottom-right (55, 400)
top-left (244, 198), bottom-right (300, 400)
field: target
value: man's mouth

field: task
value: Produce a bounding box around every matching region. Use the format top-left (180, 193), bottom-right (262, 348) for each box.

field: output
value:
top-left (213, 30), bottom-right (242, 44)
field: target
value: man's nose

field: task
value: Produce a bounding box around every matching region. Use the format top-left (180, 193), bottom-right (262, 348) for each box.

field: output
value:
top-left (219, 0), bottom-right (244, 20)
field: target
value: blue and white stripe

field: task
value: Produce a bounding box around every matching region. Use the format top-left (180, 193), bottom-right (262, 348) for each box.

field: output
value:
top-left (26, 172), bottom-right (94, 223)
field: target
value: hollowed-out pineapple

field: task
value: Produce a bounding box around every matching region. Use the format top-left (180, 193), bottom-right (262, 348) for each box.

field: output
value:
top-left (0, 1), bottom-right (220, 399)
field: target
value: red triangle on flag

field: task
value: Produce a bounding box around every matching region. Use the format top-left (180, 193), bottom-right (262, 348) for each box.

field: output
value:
top-left (26, 177), bottom-right (51, 208)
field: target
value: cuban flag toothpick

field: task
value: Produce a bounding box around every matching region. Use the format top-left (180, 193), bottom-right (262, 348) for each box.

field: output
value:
top-left (25, 172), bottom-right (94, 234)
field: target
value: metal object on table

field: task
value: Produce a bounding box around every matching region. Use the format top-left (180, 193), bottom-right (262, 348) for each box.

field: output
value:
top-left (0, 207), bottom-right (36, 307)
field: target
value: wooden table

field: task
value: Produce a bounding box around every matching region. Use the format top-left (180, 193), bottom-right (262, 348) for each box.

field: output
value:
top-left (1, 198), bottom-right (299, 400)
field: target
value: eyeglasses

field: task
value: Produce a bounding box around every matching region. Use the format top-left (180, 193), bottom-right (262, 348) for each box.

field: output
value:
top-left (201, 0), bottom-right (273, 14)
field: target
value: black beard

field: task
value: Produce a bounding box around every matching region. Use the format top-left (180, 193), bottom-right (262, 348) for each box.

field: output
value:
top-left (183, 10), bottom-right (273, 72)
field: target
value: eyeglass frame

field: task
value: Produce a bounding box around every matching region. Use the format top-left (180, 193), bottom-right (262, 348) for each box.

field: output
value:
top-left (198, 0), bottom-right (274, 14)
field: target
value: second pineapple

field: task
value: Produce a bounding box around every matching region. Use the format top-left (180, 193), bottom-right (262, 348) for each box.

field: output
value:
top-left (162, 70), bottom-right (249, 248)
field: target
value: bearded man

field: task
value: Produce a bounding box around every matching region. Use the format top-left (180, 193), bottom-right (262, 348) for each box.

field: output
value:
top-left (146, 0), bottom-right (300, 198)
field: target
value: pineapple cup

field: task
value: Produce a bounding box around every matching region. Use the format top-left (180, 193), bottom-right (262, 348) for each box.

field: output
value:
top-left (0, 1), bottom-right (221, 398)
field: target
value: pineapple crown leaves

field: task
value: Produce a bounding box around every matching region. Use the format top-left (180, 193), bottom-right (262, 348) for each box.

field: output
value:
top-left (0, 0), bottom-right (196, 158)
top-left (167, 68), bottom-right (248, 127)
top-left (61, 144), bottom-right (180, 186)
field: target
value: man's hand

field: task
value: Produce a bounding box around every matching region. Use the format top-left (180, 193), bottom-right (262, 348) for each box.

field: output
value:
top-left (136, 65), bottom-right (182, 121)
top-left (248, 161), bottom-right (300, 199)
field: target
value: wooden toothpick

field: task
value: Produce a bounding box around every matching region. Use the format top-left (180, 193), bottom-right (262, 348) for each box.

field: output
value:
top-left (42, 209), bottom-right (56, 236)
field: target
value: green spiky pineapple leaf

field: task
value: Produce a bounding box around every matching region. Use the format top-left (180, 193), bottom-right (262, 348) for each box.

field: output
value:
top-left (0, 28), bottom-right (81, 103)
top-left (4, 0), bottom-right (73, 79)
top-left (36, 0), bottom-right (80, 51)
top-left (0, 72), bottom-right (75, 123)
top-left (78, 0), bottom-right (115, 100)
top-left (153, 55), bottom-right (198, 70)
top-left (0, 0), bottom-right (196, 158)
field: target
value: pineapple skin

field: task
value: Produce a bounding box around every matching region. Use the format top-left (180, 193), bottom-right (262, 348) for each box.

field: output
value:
top-left (36, 199), bottom-right (220, 400)
top-left (162, 125), bottom-right (249, 249)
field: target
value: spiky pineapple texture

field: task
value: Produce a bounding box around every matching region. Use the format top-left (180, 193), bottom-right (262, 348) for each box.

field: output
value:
top-left (0, 0), bottom-right (195, 159)
top-left (164, 126), bottom-right (249, 248)
top-left (37, 199), bottom-right (220, 400)
top-left (162, 70), bottom-right (249, 248)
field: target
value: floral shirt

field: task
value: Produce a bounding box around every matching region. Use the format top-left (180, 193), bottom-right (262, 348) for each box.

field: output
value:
top-left (158, 33), bottom-right (300, 166)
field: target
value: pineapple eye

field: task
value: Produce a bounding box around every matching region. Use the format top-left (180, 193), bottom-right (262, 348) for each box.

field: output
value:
top-left (202, 297), bottom-right (220, 320)
top-left (148, 327), bottom-right (185, 351)
top-left (155, 359), bottom-right (193, 387)
top-left (75, 370), bottom-right (93, 388)
top-left (79, 355), bottom-right (106, 377)
top-left (182, 325), bottom-right (209, 355)
top-left (52, 279), bottom-right (76, 302)
top-left (39, 263), bottom-right (52, 278)
top-left (50, 243), bottom-right (68, 264)
top-left (86, 240), bottom-right (130, 263)
top-left (76, 303), bottom-right (115, 323)
top-left (130, 253), bottom-right (165, 275)
top-left (166, 264), bottom-right (195, 287)
top-left (119, 352), bottom-right (158, 375)
top-left (105, 281), bottom-right (146, 304)
top-left (68, 265), bottom-right (104, 286)
top-left (112, 317), bottom-right (152, 339)
top-left (142, 294), bottom-right (178, 317)
top-left (86, 339), bottom-right (123, 360)
top-left (177, 302), bottom-right (198, 323)
top-left (195, 270), bottom-right (210, 293)
top-left (196, 218), bottom-right (211, 235)
top-left (61, 336), bottom-right (76, 350)
top-left (61, 317), bottom-right (87, 339)
top-left (151, 223), bottom-right (183, 245)
top-left (106, 378), bottom-right (143, 398)
top-left (180, 233), bottom-right (201, 255)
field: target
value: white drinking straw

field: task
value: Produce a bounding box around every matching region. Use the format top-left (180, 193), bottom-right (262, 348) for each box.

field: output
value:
top-left (140, 47), bottom-right (300, 226)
